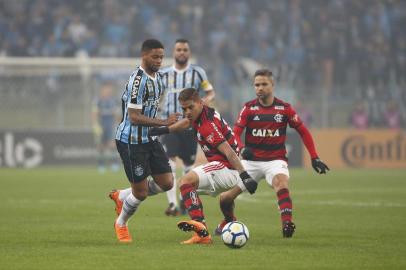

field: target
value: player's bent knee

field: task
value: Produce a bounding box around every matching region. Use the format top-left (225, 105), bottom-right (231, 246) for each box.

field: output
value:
top-left (133, 190), bottom-right (148, 201)
top-left (272, 174), bottom-right (289, 191)
top-left (179, 171), bottom-right (199, 188)
top-left (160, 180), bottom-right (173, 191)
top-left (220, 193), bottom-right (233, 204)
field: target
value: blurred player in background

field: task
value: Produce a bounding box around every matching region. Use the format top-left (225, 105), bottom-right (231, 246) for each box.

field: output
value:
top-left (159, 39), bottom-right (216, 216)
top-left (149, 88), bottom-right (257, 244)
top-left (217, 68), bottom-right (329, 238)
top-left (92, 81), bottom-right (120, 173)
top-left (111, 39), bottom-right (180, 243)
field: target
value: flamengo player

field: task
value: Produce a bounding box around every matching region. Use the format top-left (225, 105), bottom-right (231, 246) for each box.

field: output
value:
top-left (219, 68), bottom-right (329, 238)
top-left (149, 88), bottom-right (258, 244)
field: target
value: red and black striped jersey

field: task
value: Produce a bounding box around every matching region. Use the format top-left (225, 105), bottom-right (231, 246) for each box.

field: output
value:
top-left (192, 106), bottom-right (239, 168)
top-left (234, 97), bottom-right (303, 161)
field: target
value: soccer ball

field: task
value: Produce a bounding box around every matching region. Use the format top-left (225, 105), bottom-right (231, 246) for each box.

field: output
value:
top-left (221, 221), bottom-right (249, 248)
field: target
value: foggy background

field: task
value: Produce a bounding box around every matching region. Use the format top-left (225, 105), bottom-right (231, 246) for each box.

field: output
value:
top-left (0, 0), bottom-right (405, 168)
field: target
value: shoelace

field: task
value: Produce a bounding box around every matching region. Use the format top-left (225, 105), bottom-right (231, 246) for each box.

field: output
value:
top-left (118, 227), bottom-right (130, 239)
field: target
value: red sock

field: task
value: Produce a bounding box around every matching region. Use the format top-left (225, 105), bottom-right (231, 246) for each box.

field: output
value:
top-left (180, 184), bottom-right (206, 224)
top-left (277, 188), bottom-right (293, 223)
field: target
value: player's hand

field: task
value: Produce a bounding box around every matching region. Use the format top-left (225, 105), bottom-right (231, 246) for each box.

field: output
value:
top-left (240, 147), bottom-right (254, 160)
top-left (311, 158), bottom-right (330, 174)
top-left (240, 171), bottom-right (257, 194)
top-left (166, 113), bottom-right (182, 125)
top-left (148, 127), bottom-right (169, 136)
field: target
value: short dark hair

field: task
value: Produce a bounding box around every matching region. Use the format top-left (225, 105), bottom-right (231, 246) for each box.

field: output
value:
top-left (178, 88), bottom-right (200, 102)
top-left (254, 69), bottom-right (274, 80)
top-left (141, 39), bottom-right (164, 53)
top-left (175, 38), bottom-right (189, 44)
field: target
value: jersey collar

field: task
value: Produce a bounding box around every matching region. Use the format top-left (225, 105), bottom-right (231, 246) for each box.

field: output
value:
top-left (172, 63), bottom-right (190, 73)
top-left (139, 66), bottom-right (157, 81)
top-left (256, 96), bottom-right (275, 108)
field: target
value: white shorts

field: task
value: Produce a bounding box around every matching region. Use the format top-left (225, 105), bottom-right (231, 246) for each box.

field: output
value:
top-left (192, 161), bottom-right (246, 196)
top-left (241, 159), bottom-right (290, 187)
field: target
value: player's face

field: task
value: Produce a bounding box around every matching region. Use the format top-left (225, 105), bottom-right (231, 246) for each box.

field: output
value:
top-left (254, 75), bottom-right (274, 101)
top-left (180, 99), bottom-right (203, 122)
top-left (143, 48), bottom-right (164, 73)
top-left (174, 42), bottom-right (190, 66)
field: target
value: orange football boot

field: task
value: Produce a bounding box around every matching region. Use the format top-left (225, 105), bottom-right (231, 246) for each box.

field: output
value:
top-left (181, 232), bottom-right (212, 245)
top-left (114, 222), bottom-right (132, 243)
top-left (177, 220), bottom-right (210, 237)
top-left (109, 189), bottom-right (123, 216)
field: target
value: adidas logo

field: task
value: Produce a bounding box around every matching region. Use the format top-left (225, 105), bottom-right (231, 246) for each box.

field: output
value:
top-left (253, 116), bottom-right (260, 121)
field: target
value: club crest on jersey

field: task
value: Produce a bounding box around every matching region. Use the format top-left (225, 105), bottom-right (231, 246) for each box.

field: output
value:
top-left (250, 106), bottom-right (259, 110)
top-left (252, 129), bottom-right (280, 137)
top-left (274, 113), bottom-right (283, 123)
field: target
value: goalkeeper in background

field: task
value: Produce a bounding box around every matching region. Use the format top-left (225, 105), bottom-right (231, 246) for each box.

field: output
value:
top-left (92, 81), bottom-right (120, 173)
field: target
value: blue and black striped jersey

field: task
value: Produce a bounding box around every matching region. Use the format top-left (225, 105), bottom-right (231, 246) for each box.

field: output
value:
top-left (160, 64), bottom-right (213, 118)
top-left (115, 66), bottom-right (164, 144)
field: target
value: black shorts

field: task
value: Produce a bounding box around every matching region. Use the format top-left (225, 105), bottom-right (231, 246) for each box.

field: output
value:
top-left (161, 128), bottom-right (197, 165)
top-left (116, 140), bottom-right (172, 183)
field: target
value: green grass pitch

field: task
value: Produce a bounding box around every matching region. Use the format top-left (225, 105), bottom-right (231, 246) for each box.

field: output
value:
top-left (1, 168), bottom-right (405, 270)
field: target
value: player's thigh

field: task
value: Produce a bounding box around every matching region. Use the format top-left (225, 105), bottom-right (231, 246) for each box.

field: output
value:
top-left (161, 132), bottom-right (180, 158)
top-left (150, 141), bottom-right (172, 175)
top-left (241, 159), bottom-right (265, 183)
top-left (263, 160), bottom-right (290, 187)
top-left (193, 162), bottom-right (241, 196)
top-left (178, 129), bottom-right (198, 166)
top-left (115, 140), bottom-right (151, 183)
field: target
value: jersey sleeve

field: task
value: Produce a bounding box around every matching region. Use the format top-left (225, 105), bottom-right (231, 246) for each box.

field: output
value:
top-left (195, 66), bottom-right (213, 92)
top-left (128, 72), bottom-right (145, 110)
top-left (235, 105), bottom-right (249, 128)
top-left (199, 121), bottom-right (226, 148)
top-left (286, 105), bottom-right (303, 129)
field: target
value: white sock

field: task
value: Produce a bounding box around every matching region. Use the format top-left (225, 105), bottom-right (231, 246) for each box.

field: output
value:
top-left (118, 188), bottom-right (132, 201)
top-left (116, 193), bottom-right (142, 226)
top-left (166, 159), bottom-right (178, 207)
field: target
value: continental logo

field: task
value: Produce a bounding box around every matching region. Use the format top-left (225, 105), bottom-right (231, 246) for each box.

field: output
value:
top-left (341, 134), bottom-right (406, 167)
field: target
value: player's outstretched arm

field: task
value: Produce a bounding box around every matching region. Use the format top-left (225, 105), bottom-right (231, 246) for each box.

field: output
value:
top-left (129, 108), bottom-right (181, 127)
top-left (217, 141), bottom-right (257, 194)
top-left (295, 124), bottom-right (330, 174)
top-left (148, 118), bottom-right (191, 136)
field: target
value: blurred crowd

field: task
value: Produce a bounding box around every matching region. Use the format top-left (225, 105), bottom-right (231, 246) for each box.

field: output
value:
top-left (0, 0), bottom-right (405, 128)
